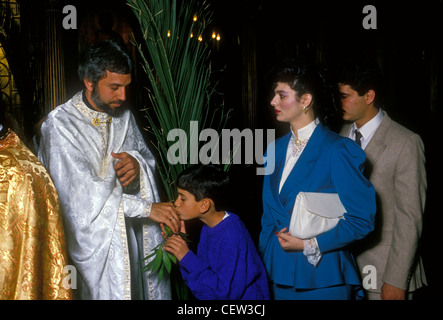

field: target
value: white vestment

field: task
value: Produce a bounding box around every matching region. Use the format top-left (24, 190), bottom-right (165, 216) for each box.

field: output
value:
top-left (38, 91), bottom-right (171, 300)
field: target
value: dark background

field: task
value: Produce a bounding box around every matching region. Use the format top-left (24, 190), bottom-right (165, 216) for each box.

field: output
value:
top-left (1, 0), bottom-right (441, 299)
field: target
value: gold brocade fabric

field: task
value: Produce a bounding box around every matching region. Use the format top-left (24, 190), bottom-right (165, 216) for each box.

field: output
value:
top-left (0, 131), bottom-right (72, 300)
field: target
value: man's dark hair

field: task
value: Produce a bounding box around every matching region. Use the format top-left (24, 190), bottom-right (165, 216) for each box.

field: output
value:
top-left (336, 58), bottom-right (384, 108)
top-left (177, 164), bottom-right (230, 212)
top-left (78, 39), bottom-right (133, 84)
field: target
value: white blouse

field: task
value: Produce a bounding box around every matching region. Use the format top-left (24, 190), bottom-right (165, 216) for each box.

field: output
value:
top-left (279, 119), bottom-right (322, 266)
top-left (279, 119), bottom-right (319, 193)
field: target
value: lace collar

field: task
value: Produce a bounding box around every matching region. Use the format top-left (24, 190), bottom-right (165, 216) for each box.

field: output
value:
top-left (289, 118), bottom-right (319, 145)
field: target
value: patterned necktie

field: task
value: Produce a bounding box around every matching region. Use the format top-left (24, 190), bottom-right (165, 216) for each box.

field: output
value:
top-left (354, 129), bottom-right (363, 147)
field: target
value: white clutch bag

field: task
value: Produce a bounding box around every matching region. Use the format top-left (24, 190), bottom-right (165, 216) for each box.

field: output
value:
top-left (289, 192), bottom-right (346, 239)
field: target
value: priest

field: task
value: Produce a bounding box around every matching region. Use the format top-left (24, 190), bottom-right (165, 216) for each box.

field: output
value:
top-left (38, 40), bottom-right (178, 300)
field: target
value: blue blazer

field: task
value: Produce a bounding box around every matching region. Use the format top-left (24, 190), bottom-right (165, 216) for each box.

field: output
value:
top-left (259, 123), bottom-right (376, 289)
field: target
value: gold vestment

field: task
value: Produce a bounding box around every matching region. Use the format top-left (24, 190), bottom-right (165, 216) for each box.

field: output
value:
top-left (0, 129), bottom-right (72, 299)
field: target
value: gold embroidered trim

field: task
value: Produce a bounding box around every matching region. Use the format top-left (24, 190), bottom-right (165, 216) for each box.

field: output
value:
top-left (92, 118), bottom-right (100, 126)
top-left (118, 203), bottom-right (131, 300)
top-left (72, 93), bottom-right (113, 178)
top-left (72, 93), bottom-right (111, 127)
top-left (92, 117), bottom-right (112, 126)
top-left (139, 169), bottom-right (156, 299)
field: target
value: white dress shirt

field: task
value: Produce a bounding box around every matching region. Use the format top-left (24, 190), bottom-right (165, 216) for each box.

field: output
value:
top-left (349, 109), bottom-right (384, 149)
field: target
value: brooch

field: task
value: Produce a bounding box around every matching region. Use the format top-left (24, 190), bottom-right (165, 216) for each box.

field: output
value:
top-left (92, 117), bottom-right (112, 126)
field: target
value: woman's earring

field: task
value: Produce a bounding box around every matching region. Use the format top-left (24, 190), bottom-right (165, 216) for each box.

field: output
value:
top-left (302, 105), bottom-right (309, 114)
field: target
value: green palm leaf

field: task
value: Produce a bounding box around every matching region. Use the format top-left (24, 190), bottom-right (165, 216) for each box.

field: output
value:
top-left (128, 1), bottom-right (232, 299)
top-left (128, 0), bottom-right (228, 202)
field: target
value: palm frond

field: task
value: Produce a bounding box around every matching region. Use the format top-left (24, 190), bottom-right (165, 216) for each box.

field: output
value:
top-left (128, 0), bottom-right (229, 201)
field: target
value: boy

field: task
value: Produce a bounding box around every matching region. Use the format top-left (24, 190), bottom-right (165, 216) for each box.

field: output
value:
top-left (164, 164), bottom-right (270, 300)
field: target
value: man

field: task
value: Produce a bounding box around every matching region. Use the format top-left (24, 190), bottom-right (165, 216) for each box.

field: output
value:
top-left (0, 117), bottom-right (72, 300)
top-left (38, 40), bottom-right (179, 300)
top-left (337, 60), bottom-right (427, 300)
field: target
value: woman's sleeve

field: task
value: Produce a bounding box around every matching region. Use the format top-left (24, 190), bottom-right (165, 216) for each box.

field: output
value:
top-left (316, 139), bottom-right (376, 253)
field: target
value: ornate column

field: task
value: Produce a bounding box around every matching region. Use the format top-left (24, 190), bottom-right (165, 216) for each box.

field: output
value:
top-left (240, 14), bottom-right (258, 130)
top-left (44, 0), bottom-right (66, 115)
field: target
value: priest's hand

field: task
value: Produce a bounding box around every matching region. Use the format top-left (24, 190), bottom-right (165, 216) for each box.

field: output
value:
top-left (112, 152), bottom-right (140, 187)
top-left (150, 202), bottom-right (180, 233)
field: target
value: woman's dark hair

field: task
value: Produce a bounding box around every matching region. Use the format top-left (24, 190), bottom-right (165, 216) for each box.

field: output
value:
top-left (177, 164), bottom-right (230, 212)
top-left (272, 58), bottom-right (340, 130)
top-left (78, 39), bottom-right (133, 84)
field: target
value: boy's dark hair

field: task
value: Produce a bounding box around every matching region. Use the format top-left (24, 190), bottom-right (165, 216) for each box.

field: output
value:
top-left (177, 164), bottom-right (230, 212)
top-left (336, 58), bottom-right (384, 109)
top-left (78, 39), bottom-right (133, 84)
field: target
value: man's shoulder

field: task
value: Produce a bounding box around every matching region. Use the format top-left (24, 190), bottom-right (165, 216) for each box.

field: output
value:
top-left (44, 94), bottom-right (80, 125)
top-left (379, 113), bottom-right (422, 144)
top-left (385, 117), bottom-right (418, 138)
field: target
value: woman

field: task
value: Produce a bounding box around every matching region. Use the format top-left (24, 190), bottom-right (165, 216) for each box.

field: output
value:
top-left (259, 59), bottom-right (376, 300)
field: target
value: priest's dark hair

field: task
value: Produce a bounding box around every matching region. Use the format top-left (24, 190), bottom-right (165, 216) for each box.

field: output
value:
top-left (78, 39), bottom-right (133, 84)
top-left (177, 164), bottom-right (230, 212)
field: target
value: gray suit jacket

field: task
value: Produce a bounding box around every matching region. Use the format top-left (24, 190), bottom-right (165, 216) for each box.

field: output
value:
top-left (341, 111), bottom-right (427, 293)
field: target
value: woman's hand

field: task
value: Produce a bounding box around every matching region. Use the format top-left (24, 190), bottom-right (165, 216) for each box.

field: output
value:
top-left (276, 227), bottom-right (304, 251)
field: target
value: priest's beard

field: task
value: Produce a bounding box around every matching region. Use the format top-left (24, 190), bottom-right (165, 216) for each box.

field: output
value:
top-left (91, 86), bottom-right (126, 118)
